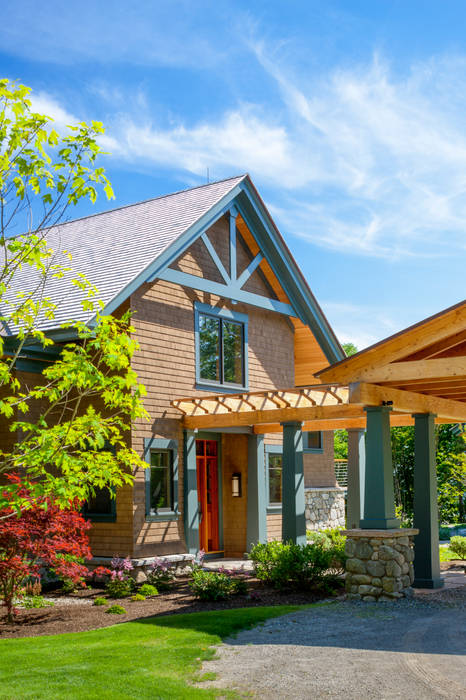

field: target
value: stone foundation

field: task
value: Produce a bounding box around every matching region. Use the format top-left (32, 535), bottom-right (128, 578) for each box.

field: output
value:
top-left (90, 553), bottom-right (195, 583)
top-left (305, 487), bottom-right (346, 531)
top-left (344, 528), bottom-right (419, 601)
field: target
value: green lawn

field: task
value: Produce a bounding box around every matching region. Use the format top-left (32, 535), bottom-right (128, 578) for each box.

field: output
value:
top-left (0, 605), bottom-right (308, 699)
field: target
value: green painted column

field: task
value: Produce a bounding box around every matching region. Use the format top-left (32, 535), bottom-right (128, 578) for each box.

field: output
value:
top-left (246, 434), bottom-right (267, 550)
top-left (347, 428), bottom-right (366, 529)
top-left (360, 406), bottom-right (400, 529)
top-left (183, 430), bottom-right (199, 554)
top-left (281, 421), bottom-right (306, 545)
top-left (412, 413), bottom-right (444, 589)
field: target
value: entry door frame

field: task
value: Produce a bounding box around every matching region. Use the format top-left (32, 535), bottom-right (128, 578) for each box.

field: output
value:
top-left (195, 431), bottom-right (223, 553)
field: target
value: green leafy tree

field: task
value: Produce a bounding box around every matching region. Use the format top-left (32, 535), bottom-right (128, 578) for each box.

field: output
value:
top-left (0, 79), bottom-right (148, 511)
top-left (342, 342), bottom-right (358, 357)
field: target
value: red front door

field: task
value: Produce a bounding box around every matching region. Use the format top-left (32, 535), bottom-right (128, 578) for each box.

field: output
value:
top-left (196, 439), bottom-right (220, 552)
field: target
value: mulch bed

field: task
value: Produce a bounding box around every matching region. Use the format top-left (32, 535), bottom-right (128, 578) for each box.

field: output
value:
top-left (1, 562), bottom-right (462, 640)
top-left (0, 578), bottom-right (326, 639)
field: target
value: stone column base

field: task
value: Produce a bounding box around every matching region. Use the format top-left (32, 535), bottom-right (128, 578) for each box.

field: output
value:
top-left (343, 528), bottom-right (419, 601)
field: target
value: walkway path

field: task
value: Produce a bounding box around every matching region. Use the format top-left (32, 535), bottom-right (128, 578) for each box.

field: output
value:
top-left (199, 586), bottom-right (465, 699)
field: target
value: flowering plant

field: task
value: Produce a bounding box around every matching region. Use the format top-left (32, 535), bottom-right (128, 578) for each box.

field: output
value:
top-left (146, 557), bottom-right (175, 591)
top-left (105, 556), bottom-right (134, 598)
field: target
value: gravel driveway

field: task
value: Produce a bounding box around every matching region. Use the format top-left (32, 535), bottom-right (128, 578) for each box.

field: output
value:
top-left (199, 588), bottom-right (465, 699)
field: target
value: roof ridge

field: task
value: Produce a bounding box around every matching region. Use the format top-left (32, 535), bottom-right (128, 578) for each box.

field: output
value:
top-left (42, 173), bottom-right (248, 231)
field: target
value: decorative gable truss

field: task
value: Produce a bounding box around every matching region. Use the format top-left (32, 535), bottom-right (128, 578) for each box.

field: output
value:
top-left (157, 206), bottom-right (295, 317)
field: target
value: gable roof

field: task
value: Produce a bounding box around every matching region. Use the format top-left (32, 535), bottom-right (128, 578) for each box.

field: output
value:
top-left (4, 174), bottom-right (344, 363)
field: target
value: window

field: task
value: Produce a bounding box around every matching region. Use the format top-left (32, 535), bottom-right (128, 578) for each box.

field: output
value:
top-left (144, 438), bottom-right (179, 520)
top-left (83, 487), bottom-right (116, 522)
top-left (304, 431), bottom-right (323, 452)
top-left (195, 303), bottom-right (248, 390)
top-left (265, 444), bottom-right (283, 511)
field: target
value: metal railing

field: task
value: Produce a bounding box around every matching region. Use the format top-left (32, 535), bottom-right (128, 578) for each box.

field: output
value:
top-left (334, 459), bottom-right (348, 487)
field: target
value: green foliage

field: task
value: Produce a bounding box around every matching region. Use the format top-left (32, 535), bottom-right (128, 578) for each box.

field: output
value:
top-left (130, 593), bottom-right (146, 602)
top-left (105, 578), bottom-right (134, 599)
top-left (342, 342), bottom-right (358, 357)
top-left (92, 597), bottom-right (108, 606)
top-left (21, 595), bottom-right (54, 609)
top-left (0, 79), bottom-right (150, 508)
top-left (439, 523), bottom-right (466, 540)
top-left (189, 570), bottom-right (234, 601)
top-left (334, 430), bottom-right (348, 460)
top-left (138, 583), bottom-right (158, 597)
top-left (249, 540), bottom-right (338, 590)
top-left (392, 425), bottom-right (465, 524)
top-left (0, 605), bottom-right (307, 698)
top-left (449, 536), bottom-right (466, 560)
top-left (105, 604), bottom-right (127, 615)
top-left (306, 528), bottom-right (347, 574)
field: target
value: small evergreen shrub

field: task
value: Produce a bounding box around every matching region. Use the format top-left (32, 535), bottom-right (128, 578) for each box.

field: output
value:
top-left (93, 597), bottom-right (108, 606)
top-left (105, 578), bottom-right (134, 598)
top-left (130, 593), bottom-right (146, 602)
top-left (139, 583), bottom-right (158, 597)
top-left (249, 540), bottom-right (335, 590)
top-left (449, 536), bottom-right (466, 560)
top-left (106, 604), bottom-right (127, 614)
top-left (190, 570), bottom-right (233, 601)
top-left (231, 577), bottom-right (248, 595)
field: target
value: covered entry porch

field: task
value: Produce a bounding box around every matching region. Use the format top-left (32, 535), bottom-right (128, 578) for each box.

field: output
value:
top-left (175, 301), bottom-right (466, 593)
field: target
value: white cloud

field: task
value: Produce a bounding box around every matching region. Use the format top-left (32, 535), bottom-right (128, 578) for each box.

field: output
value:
top-left (321, 301), bottom-right (401, 350)
top-left (24, 50), bottom-right (466, 261)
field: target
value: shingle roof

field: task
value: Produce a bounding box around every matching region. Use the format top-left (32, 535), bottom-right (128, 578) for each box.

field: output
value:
top-left (5, 175), bottom-right (246, 333)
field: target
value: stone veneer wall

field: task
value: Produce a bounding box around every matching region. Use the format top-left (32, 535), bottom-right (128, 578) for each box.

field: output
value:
top-left (344, 528), bottom-right (419, 601)
top-left (305, 487), bottom-right (346, 531)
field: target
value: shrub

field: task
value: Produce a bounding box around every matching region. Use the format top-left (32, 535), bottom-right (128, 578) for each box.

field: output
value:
top-left (105, 578), bottom-right (134, 599)
top-left (249, 541), bottom-right (335, 590)
top-left (106, 604), bottom-right (126, 615)
top-left (306, 529), bottom-right (346, 575)
top-left (145, 558), bottom-right (175, 591)
top-left (449, 536), bottom-right (466, 560)
top-left (139, 583), bottom-right (158, 597)
top-left (105, 556), bottom-right (135, 598)
top-left (130, 593), bottom-right (146, 602)
top-left (21, 595), bottom-right (54, 609)
top-left (190, 570), bottom-right (233, 601)
top-left (93, 597), bottom-right (108, 606)
top-left (231, 577), bottom-right (248, 595)
top-left (0, 477), bottom-right (91, 622)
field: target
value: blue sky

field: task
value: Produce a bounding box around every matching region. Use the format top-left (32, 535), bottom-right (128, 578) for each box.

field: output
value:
top-left (2, 0), bottom-right (465, 349)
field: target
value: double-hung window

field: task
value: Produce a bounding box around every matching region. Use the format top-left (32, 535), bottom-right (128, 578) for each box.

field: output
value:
top-left (144, 438), bottom-right (179, 520)
top-left (195, 303), bottom-right (248, 390)
top-left (265, 444), bottom-right (283, 511)
top-left (83, 487), bottom-right (116, 522)
top-left (303, 431), bottom-right (323, 452)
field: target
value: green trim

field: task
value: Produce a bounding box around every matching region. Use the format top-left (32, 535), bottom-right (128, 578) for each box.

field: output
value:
top-left (360, 407), bottom-right (400, 529)
top-left (412, 413), bottom-right (444, 589)
top-left (143, 438), bottom-right (179, 521)
top-left (246, 434), bottom-right (267, 550)
top-left (159, 267), bottom-right (295, 316)
top-left (281, 421), bottom-right (306, 545)
top-left (183, 431), bottom-right (199, 554)
top-left (194, 302), bottom-right (249, 391)
top-left (265, 443), bottom-right (283, 514)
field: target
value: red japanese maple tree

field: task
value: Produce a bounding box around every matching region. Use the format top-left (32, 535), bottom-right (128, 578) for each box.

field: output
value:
top-left (0, 475), bottom-right (92, 622)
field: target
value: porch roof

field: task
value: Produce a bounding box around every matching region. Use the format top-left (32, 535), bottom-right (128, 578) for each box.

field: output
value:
top-left (172, 301), bottom-right (466, 431)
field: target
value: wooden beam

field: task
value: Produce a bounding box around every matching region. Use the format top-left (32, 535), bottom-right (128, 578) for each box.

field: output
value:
top-left (183, 403), bottom-right (363, 430)
top-left (351, 357), bottom-right (466, 383)
top-left (349, 382), bottom-right (466, 421)
top-left (317, 302), bottom-right (466, 384)
top-left (401, 328), bottom-right (466, 361)
top-left (252, 415), bottom-right (454, 433)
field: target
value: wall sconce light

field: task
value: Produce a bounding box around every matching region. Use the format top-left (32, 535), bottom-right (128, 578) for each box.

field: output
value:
top-left (231, 472), bottom-right (242, 497)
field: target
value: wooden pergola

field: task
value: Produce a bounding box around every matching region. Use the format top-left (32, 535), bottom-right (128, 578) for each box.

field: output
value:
top-left (173, 300), bottom-right (466, 587)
